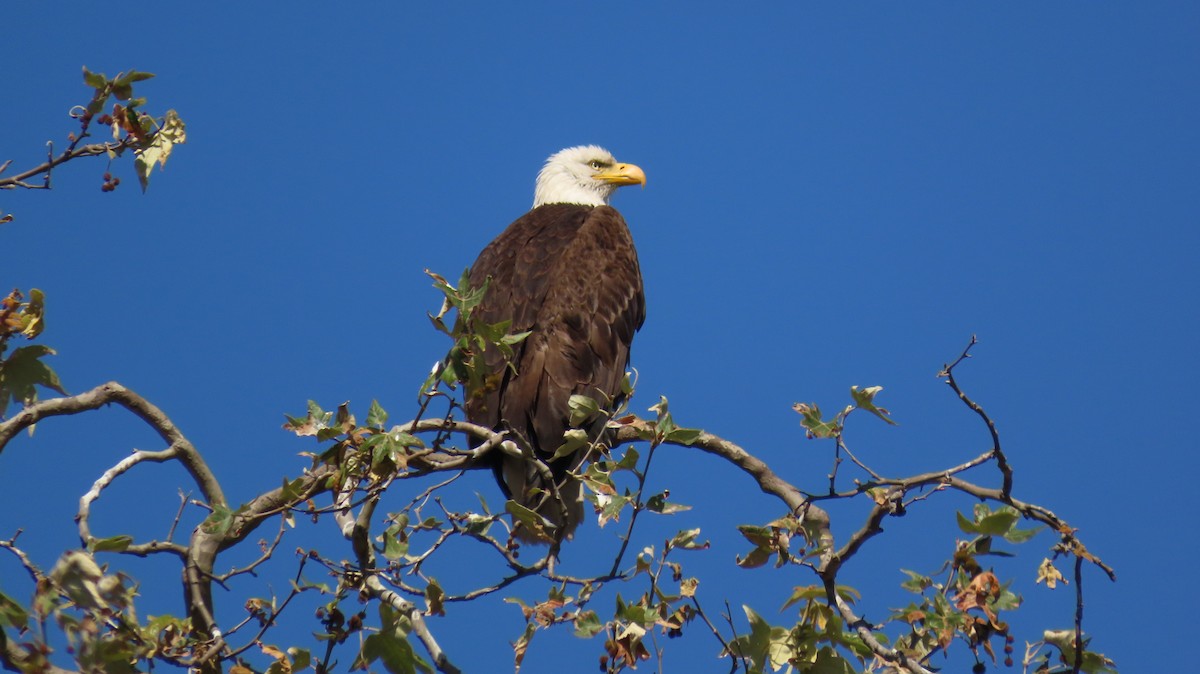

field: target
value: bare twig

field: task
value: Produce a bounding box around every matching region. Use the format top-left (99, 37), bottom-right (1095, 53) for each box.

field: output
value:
top-left (1072, 554), bottom-right (1084, 674)
top-left (0, 534), bottom-right (41, 583)
top-left (939, 336), bottom-right (1013, 497)
top-left (0, 137), bottom-right (138, 191)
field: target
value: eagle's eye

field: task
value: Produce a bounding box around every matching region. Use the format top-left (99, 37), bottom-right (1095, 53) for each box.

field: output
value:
top-left (589, 160), bottom-right (607, 170)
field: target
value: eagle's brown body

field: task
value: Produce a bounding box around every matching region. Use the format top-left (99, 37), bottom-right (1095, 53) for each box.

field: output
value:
top-left (465, 203), bottom-right (644, 540)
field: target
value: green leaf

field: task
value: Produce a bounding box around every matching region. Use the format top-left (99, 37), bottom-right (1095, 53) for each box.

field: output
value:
top-left (1003, 523), bottom-right (1044, 544)
top-left (849, 385), bottom-right (898, 425)
top-left (200, 504), bottom-right (236, 537)
top-left (900, 569), bottom-right (933, 594)
top-left (667, 528), bottom-right (709, 551)
top-left (580, 462), bottom-right (617, 495)
top-left (0, 590), bottom-right (28, 630)
top-left (811, 646), bottom-right (858, 674)
top-left (646, 491), bottom-right (691, 515)
top-left (957, 506), bottom-right (1021, 536)
top-left (0, 344), bottom-right (67, 417)
top-left (596, 493), bottom-right (630, 528)
top-left (289, 648), bottom-right (311, 672)
top-left (956, 510), bottom-right (981, 534)
top-left (665, 426), bottom-right (702, 445)
top-left (550, 428), bottom-right (590, 461)
top-left (1043, 630), bottom-right (1118, 674)
top-left (500, 330), bottom-right (531, 346)
top-left (354, 632), bottom-right (428, 674)
top-left (505, 500), bottom-right (553, 542)
top-left (82, 66), bottom-right (107, 89)
top-left (567, 394), bottom-right (601, 427)
top-left (90, 535), bottom-right (133, 553)
top-left (115, 70), bottom-right (155, 86)
top-left (735, 546), bottom-right (772, 569)
top-left (424, 578), bottom-right (445, 616)
top-left (614, 446), bottom-right (640, 471)
top-left (382, 530), bottom-right (409, 561)
top-left (366, 399), bottom-right (389, 428)
top-left (793, 402), bottom-right (842, 439)
top-left (573, 610), bottom-right (603, 638)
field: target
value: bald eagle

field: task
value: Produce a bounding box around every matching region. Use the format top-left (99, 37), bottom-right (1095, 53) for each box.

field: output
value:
top-left (465, 146), bottom-right (646, 542)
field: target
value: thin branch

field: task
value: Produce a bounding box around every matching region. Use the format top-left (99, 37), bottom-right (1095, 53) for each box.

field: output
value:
top-left (0, 534), bottom-right (40, 584)
top-left (690, 596), bottom-right (736, 674)
top-left (0, 137), bottom-right (138, 191)
top-left (609, 442), bottom-right (661, 576)
top-left (939, 335), bottom-right (1013, 497)
top-left (215, 516), bottom-right (289, 582)
top-left (615, 422), bottom-right (832, 550)
top-left (1072, 554), bottom-right (1084, 674)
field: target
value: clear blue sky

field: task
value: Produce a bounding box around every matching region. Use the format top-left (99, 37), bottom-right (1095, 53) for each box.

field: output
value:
top-left (3, 3), bottom-right (1196, 672)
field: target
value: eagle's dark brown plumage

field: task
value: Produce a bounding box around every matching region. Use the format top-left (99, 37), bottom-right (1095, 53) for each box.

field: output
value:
top-left (465, 146), bottom-right (646, 542)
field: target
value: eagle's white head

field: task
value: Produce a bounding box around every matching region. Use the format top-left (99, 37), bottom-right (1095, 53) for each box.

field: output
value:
top-left (532, 145), bottom-right (646, 208)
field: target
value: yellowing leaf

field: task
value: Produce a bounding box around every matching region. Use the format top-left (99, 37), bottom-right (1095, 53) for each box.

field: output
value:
top-left (850, 385), bottom-right (898, 425)
top-left (134, 109), bottom-right (186, 192)
top-left (1036, 558), bottom-right (1067, 589)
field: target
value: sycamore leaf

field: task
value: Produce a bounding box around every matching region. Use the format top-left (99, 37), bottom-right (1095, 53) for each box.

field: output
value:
top-left (792, 402), bottom-right (842, 439)
top-left (1043, 630), bottom-right (1118, 674)
top-left (666, 426), bottom-right (702, 445)
top-left (849, 385), bottom-right (898, 425)
top-left (550, 428), bottom-right (590, 462)
top-left (134, 109), bottom-right (186, 192)
top-left (353, 632), bottom-right (428, 674)
top-left (20, 288), bottom-right (46, 338)
top-left (1036, 558), bottom-right (1067, 589)
top-left (646, 490), bottom-right (691, 515)
top-left (90, 535), bottom-right (133, 553)
top-left (504, 501), bottom-right (554, 542)
top-left (573, 610), bottom-right (603, 638)
top-left (0, 590), bottom-right (29, 630)
top-left (512, 622), bottom-right (536, 672)
top-left (366, 399), bottom-right (388, 428)
top-left (567, 394), bottom-right (601, 427)
top-left (0, 344), bottom-right (67, 417)
top-left (82, 66), bottom-right (107, 89)
top-left (668, 528), bottom-right (709, 551)
top-left (424, 578), bottom-right (445, 616)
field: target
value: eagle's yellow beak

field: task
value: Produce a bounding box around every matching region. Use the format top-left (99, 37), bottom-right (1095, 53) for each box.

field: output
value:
top-left (594, 163), bottom-right (647, 188)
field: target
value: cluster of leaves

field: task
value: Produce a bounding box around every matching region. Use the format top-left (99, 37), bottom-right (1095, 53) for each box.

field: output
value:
top-left (506, 528), bottom-right (710, 674)
top-left (423, 269), bottom-right (529, 399)
top-left (0, 65), bottom-right (185, 220)
top-left (78, 67), bottom-right (187, 192)
top-left (890, 504), bottom-right (1034, 668)
top-left (724, 587), bottom-right (870, 674)
top-left (792, 385), bottom-right (896, 441)
top-left (0, 551), bottom-right (190, 674)
top-left (284, 398), bottom-right (427, 490)
top-left (887, 504), bottom-right (1115, 673)
top-left (0, 288), bottom-right (65, 418)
